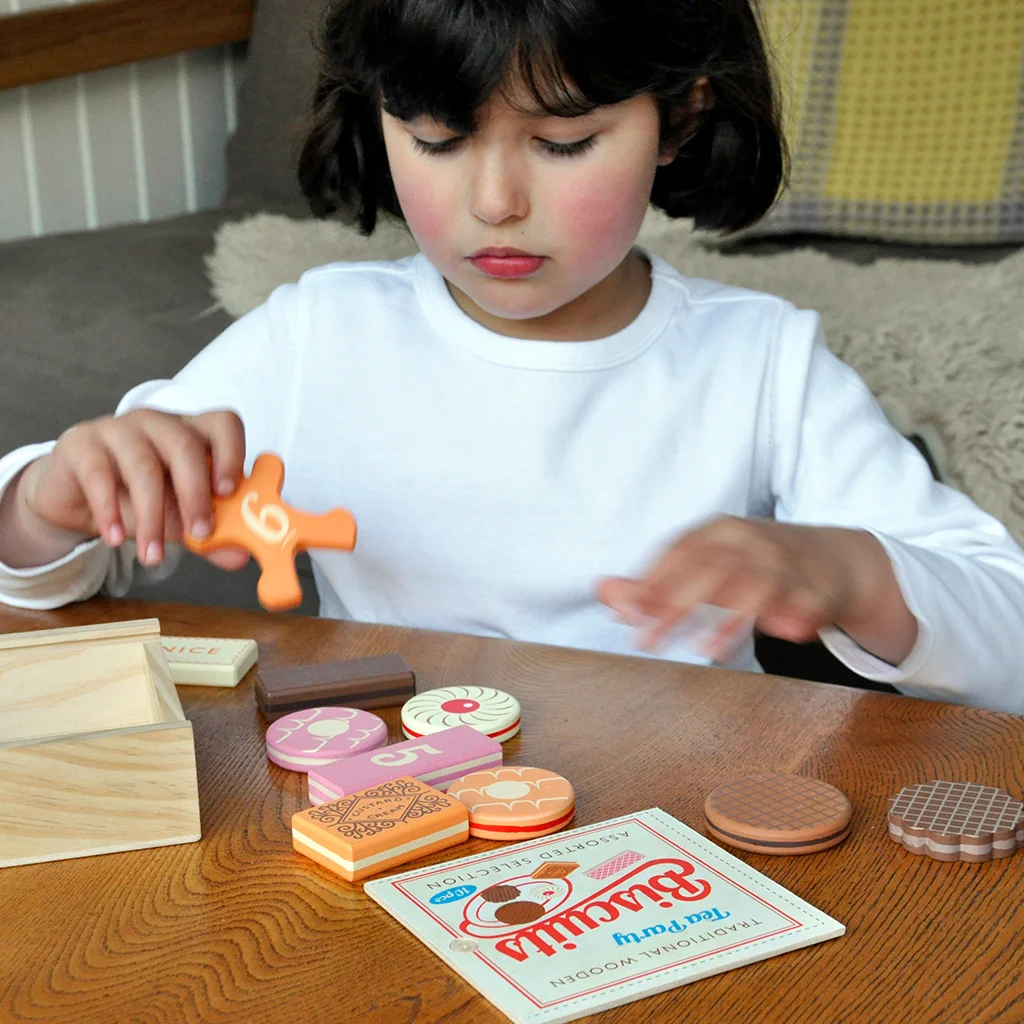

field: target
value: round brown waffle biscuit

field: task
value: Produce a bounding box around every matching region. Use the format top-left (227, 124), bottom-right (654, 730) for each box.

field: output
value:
top-left (494, 900), bottom-right (546, 925)
top-left (480, 884), bottom-right (521, 903)
top-left (704, 773), bottom-right (852, 855)
top-left (888, 780), bottom-right (1024, 863)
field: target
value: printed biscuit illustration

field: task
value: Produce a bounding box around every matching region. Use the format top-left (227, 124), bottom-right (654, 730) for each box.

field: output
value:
top-left (447, 766), bottom-right (575, 840)
top-left (480, 884), bottom-right (521, 903)
top-left (583, 850), bottom-right (645, 880)
top-left (494, 901), bottom-right (545, 925)
top-left (888, 779), bottom-right (1024, 862)
top-left (401, 686), bottom-right (521, 742)
top-left (266, 706), bottom-right (388, 772)
top-left (531, 861), bottom-right (579, 879)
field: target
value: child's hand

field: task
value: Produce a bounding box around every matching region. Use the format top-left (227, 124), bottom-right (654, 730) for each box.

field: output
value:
top-left (11, 409), bottom-right (249, 570)
top-left (596, 516), bottom-right (917, 665)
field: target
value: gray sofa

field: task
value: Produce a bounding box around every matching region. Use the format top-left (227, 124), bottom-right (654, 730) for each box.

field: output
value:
top-left (0, 0), bottom-right (1017, 682)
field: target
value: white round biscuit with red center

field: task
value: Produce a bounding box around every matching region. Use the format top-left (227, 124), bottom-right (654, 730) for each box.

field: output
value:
top-left (401, 686), bottom-right (520, 743)
top-left (266, 706), bottom-right (387, 771)
top-left (447, 766), bottom-right (575, 840)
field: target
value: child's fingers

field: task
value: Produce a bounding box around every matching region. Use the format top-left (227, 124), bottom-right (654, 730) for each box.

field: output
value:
top-left (635, 561), bottom-right (735, 649)
top-left (145, 418), bottom-right (219, 541)
top-left (703, 611), bottom-right (753, 662)
top-left (594, 577), bottom-right (647, 624)
top-left (104, 429), bottom-right (169, 566)
top-left (61, 441), bottom-right (124, 547)
top-left (634, 540), bottom-right (740, 620)
top-left (186, 411), bottom-right (245, 497)
top-left (205, 547), bottom-right (250, 571)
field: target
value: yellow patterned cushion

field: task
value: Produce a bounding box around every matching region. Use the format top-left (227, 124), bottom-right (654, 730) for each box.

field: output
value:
top-left (747, 0), bottom-right (1024, 243)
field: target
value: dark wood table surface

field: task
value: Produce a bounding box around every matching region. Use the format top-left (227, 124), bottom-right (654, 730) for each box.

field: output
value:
top-left (1, 597), bottom-right (1022, 1024)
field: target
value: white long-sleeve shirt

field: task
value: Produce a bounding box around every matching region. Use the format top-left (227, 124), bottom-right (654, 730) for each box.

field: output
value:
top-left (3, 249), bottom-right (1024, 712)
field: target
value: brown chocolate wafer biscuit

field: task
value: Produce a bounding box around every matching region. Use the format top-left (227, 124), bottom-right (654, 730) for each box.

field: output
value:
top-left (256, 654), bottom-right (415, 719)
top-left (704, 774), bottom-right (852, 855)
top-left (495, 901), bottom-right (545, 925)
top-left (888, 780), bottom-right (1024, 862)
top-left (480, 884), bottom-right (522, 903)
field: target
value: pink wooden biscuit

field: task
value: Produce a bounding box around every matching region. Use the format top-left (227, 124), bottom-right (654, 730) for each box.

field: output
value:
top-left (308, 725), bottom-right (503, 805)
top-left (401, 686), bottom-right (521, 743)
top-left (266, 706), bottom-right (387, 772)
top-left (447, 766), bottom-right (575, 841)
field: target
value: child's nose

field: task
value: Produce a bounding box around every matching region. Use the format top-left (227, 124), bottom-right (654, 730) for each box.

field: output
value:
top-left (470, 154), bottom-right (530, 225)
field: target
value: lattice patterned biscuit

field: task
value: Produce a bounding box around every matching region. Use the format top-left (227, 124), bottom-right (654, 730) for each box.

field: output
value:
top-left (888, 780), bottom-right (1024, 863)
top-left (704, 774), bottom-right (852, 856)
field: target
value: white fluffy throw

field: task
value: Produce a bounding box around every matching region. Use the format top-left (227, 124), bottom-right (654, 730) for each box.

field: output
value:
top-left (206, 209), bottom-right (1024, 545)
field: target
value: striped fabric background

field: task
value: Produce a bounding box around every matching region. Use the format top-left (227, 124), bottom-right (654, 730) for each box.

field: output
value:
top-left (0, 0), bottom-right (243, 243)
top-left (753, 0), bottom-right (1024, 243)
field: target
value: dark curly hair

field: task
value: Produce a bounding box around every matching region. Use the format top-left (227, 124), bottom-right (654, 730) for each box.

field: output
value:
top-left (298, 0), bottom-right (787, 237)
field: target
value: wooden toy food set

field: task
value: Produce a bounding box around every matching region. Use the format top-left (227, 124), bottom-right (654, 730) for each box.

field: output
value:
top-left (0, 619), bottom-right (201, 867)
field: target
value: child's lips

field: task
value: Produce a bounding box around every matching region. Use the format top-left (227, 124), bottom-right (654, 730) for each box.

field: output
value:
top-left (469, 253), bottom-right (546, 278)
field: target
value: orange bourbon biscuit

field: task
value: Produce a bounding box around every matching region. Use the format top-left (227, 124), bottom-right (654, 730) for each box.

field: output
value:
top-left (291, 776), bottom-right (469, 882)
top-left (704, 774), bottom-right (852, 856)
top-left (185, 452), bottom-right (356, 612)
top-left (447, 766), bottom-right (575, 841)
top-left (888, 780), bottom-right (1024, 863)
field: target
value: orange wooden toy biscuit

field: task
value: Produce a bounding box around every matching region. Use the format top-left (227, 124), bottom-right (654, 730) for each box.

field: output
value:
top-left (185, 452), bottom-right (356, 611)
top-left (291, 776), bottom-right (469, 882)
top-left (704, 773), bottom-right (852, 855)
top-left (447, 766), bottom-right (575, 841)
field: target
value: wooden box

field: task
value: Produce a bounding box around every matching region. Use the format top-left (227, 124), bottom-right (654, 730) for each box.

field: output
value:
top-left (0, 618), bottom-right (201, 867)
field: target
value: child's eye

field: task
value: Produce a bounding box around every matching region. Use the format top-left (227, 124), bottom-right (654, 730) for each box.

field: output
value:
top-left (411, 136), bottom-right (463, 155)
top-left (410, 135), bottom-right (598, 158)
top-left (540, 135), bottom-right (597, 158)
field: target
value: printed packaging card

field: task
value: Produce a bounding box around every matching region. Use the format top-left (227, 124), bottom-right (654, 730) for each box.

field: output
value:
top-left (365, 808), bottom-right (844, 1024)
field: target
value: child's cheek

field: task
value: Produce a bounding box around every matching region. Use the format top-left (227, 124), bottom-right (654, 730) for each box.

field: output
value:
top-left (392, 176), bottom-right (448, 251)
top-left (554, 171), bottom-right (651, 256)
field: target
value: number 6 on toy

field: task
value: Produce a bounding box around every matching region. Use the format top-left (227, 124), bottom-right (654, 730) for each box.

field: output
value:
top-left (184, 451), bottom-right (357, 612)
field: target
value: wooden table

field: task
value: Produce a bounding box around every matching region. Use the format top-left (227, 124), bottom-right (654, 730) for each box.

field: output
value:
top-left (1, 598), bottom-right (1022, 1023)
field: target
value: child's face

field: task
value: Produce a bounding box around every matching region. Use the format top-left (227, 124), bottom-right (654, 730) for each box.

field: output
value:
top-left (380, 82), bottom-right (677, 339)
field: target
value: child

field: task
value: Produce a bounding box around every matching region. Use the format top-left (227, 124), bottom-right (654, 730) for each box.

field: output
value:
top-left (1, 0), bottom-right (1023, 713)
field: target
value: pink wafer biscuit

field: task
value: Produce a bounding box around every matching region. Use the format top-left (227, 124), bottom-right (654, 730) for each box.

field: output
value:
top-left (888, 779), bottom-right (1024, 862)
top-left (266, 706), bottom-right (387, 772)
top-left (584, 849), bottom-right (645, 880)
